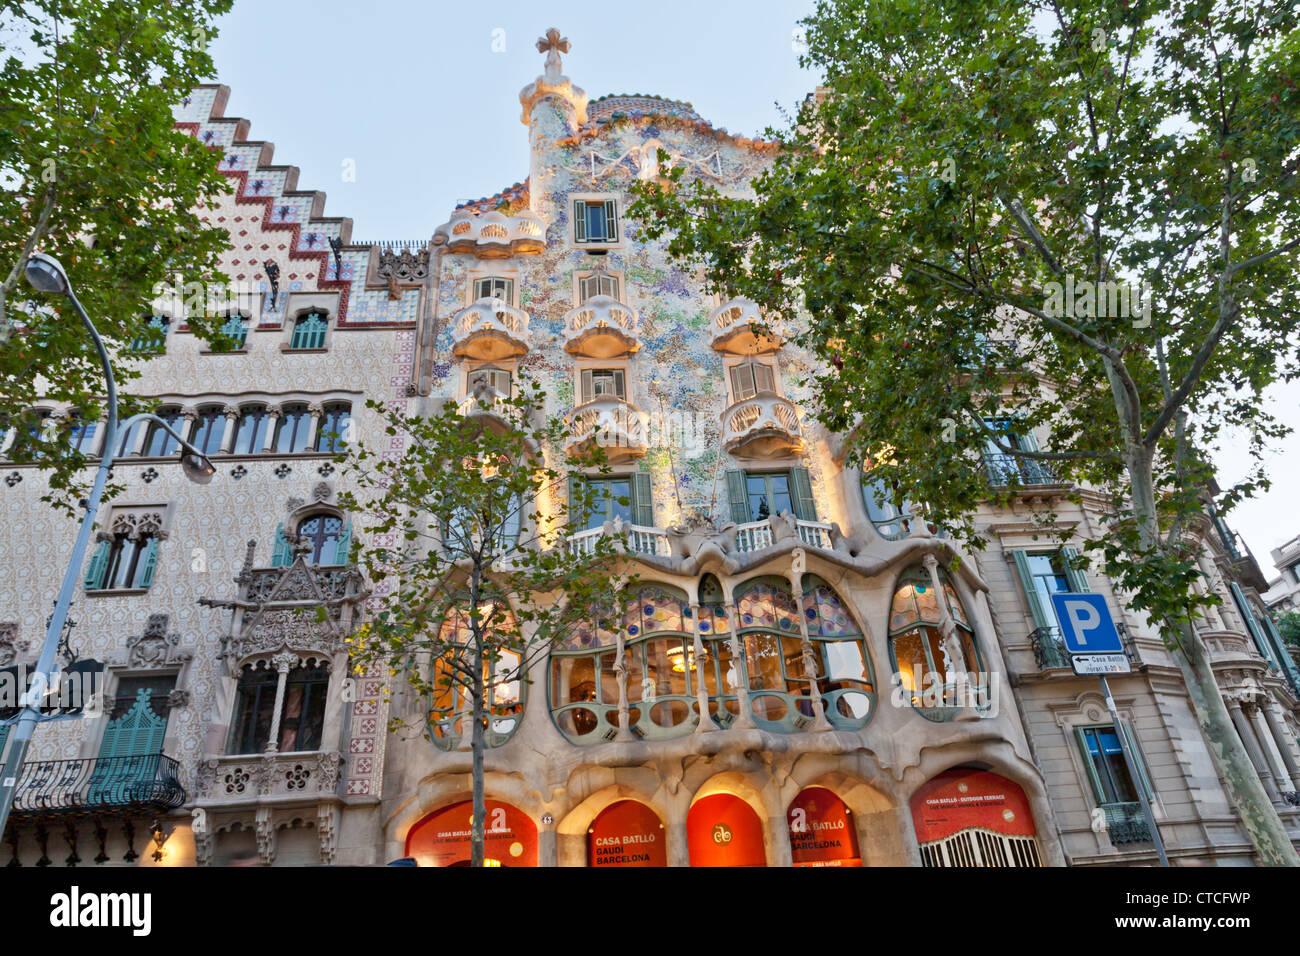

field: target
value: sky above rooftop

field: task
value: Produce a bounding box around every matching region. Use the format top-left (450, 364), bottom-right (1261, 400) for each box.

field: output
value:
top-left (207, 0), bottom-right (1300, 572)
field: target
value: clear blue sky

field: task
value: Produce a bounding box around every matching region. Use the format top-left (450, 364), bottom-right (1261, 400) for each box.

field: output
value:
top-left (208, 0), bottom-right (820, 241)
top-left (206, 0), bottom-right (1300, 569)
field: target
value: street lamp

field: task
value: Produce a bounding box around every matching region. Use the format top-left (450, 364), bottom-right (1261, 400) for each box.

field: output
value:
top-left (0, 253), bottom-right (216, 837)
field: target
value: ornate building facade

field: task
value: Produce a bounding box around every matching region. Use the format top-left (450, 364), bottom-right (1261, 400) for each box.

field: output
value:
top-left (2, 33), bottom-right (1298, 867)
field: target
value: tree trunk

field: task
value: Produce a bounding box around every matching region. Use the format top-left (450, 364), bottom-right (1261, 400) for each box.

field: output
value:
top-left (470, 629), bottom-right (486, 868)
top-left (1171, 619), bottom-right (1299, 865)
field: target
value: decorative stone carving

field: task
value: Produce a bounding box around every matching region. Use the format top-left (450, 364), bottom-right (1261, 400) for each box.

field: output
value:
top-left (311, 481), bottom-right (332, 503)
top-left (0, 622), bottom-right (20, 666)
top-left (376, 246), bottom-right (429, 282)
top-left (126, 613), bottom-right (182, 668)
top-left (317, 804), bottom-right (339, 866)
top-left (168, 688), bottom-right (191, 709)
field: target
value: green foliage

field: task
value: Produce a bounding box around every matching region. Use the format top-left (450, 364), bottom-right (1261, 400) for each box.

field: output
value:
top-left (633, 0), bottom-right (1300, 643)
top-left (1277, 610), bottom-right (1300, 645)
top-left (336, 379), bottom-right (633, 739)
top-left (0, 0), bottom-right (234, 505)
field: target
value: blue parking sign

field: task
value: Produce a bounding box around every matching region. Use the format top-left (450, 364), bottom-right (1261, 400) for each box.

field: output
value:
top-left (1050, 593), bottom-right (1123, 655)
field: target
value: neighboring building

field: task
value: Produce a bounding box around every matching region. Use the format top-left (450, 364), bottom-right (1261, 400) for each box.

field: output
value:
top-left (2, 33), bottom-right (1300, 867)
top-left (1264, 533), bottom-right (1300, 615)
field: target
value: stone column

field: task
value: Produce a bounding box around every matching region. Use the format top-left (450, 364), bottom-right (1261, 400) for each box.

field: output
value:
top-left (178, 407), bottom-right (199, 454)
top-left (690, 603), bottom-right (713, 735)
top-left (1262, 700), bottom-right (1300, 791)
top-left (665, 820), bottom-right (690, 867)
top-left (265, 652), bottom-right (297, 755)
top-left (262, 406), bottom-right (283, 453)
top-left (1227, 695), bottom-right (1281, 803)
top-left (220, 404), bottom-right (241, 454)
top-left (723, 600), bottom-right (756, 730)
top-left (307, 403), bottom-right (325, 453)
top-left (1248, 698), bottom-right (1291, 792)
top-left (767, 806), bottom-right (793, 867)
top-left (787, 550), bottom-right (831, 732)
top-left (614, 629), bottom-right (633, 742)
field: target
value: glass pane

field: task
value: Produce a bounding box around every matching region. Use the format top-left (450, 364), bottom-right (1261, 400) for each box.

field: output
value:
top-left (892, 629), bottom-right (929, 704)
top-left (746, 475), bottom-right (768, 520)
top-left (824, 640), bottom-right (868, 684)
top-left (770, 473), bottom-right (792, 516)
top-left (644, 638), bottom-right (688, 697)
top-left (744, 632), bottom-right (783, 691)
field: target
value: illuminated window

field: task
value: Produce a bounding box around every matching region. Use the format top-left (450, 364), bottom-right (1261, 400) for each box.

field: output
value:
top-left (888, 566), bottom-right (985, 721)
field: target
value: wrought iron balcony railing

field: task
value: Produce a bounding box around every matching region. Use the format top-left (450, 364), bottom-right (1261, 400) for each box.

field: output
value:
top-left (984, 454), bottom-right (1060, 487)
top-left (1029, 626), bottom-right (1073, 670)
top-left (1101, 801), bottom-right (1153, 845)
top-left (11, 753), bottom-right (185, 816)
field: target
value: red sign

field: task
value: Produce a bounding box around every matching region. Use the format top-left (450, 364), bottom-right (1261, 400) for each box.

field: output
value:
top-left (787, 787), bottom-right (862, 867)
top-left (405, 799), bottom-right (538, 867)
top-left (687, 793), bottom-right (766, 867)
top-left (909, 769), bottom-right (1037, 844)
top-left (588, 800), bottom-right (666, 867)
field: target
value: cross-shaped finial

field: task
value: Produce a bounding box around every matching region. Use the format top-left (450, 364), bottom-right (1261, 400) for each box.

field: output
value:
top-left (536, 27), bottom-right (570, 82)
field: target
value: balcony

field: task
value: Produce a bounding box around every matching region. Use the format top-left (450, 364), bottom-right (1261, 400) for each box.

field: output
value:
top-left (568, 523), bottom-right (670, 557)
top-left (984, 454), bottom-right (1062, 487)
top-left (438, 209), bottom-right (546, 258)
top-left (733, 518), bottom-right (833, 553)
top-left (1101, 802), bottom-right (1153, 845)
top-left (710, 298), bottom-right (781, 354)
top-left (722, 393), bottom-right (802, 459)
top-left (563, 295), bottom-right (642, 358)
top-left (10, 753), bottom-right (185, 816)
top-left (457, 385), bottom-right (522, 436)
top-left (194, 751), bottom-right (344, 807)
top-left (450, 297), bottom-right (531, 361)
top-left (565, 396), bottom-right (647, 463)
top-left (1029, 626), bottom-right (1072, 669)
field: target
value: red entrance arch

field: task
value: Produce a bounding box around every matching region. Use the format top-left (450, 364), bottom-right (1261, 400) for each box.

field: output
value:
top-left (787, 786), bottom-right (862, 866)
top-left (405, 799), bottom-right (538, 867)
top-left (588, 800), bottom-right (667, 867)
top-left (687, 793), bottom-right (766, 867)
top-left (910, 768), bottom-right (1041, 867)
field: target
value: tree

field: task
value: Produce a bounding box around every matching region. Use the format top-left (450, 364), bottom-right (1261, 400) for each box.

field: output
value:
top-left (337, 378), bottom-right (632, 867)
top-left (1278, 611), bottom-right (1300, 645)
top-left (0, 0), bottom-right (234, 504)
top-left (633, 0), bottom-right (1300, 863)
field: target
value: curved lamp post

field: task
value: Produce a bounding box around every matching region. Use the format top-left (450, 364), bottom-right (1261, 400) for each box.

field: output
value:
top-left (0, 253), bottom-right (216, 837)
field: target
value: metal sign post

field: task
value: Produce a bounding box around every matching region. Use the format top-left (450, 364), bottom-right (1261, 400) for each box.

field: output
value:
top-left (1051, 593), bottom-right (1169, 866)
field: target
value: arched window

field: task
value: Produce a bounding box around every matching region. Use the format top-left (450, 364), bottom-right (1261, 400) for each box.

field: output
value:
top-left (298, 514), bottom-right (346, 565)
top-left (734, 575), bottom-right (875, 732)
top-left (67, 413), bottom-right (98, 455)
top-left (229, 661), bottom-right (329, 754)
top-left (315, 402), bottom-right (351, 453)
top-left (232, 405), bottom-right (271, 454)
top-left (888, 566), bottom-right (985, 721)
top-left (189, 405), bottom-right (225, 456)
top-left (551, 584), bottom-right (716, 744)
top-left (289, 309), bottom-right (328, 349)
top-left (428, 604), bottom-right (523, 751)
top-left (276, 403), bottom-right (311, 453)
top-left (142, 408), bottom-right (183, 457)
top-left (861, 475), bottom-right (914, 541)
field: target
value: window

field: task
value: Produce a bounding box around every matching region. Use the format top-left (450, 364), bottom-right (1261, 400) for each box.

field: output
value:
top-left (578, 272), bottom-right (620, 303)
top-left (129, 316), bottom-right (170, 353)
top-left (571, 476), bottom-right (628, 531)
top-left (573, 198), bottom-right (619, 244)
top-left (429, 604), bottom-right (524, 751)
top-left (861, 476), bottom-right (913, 540)
top-left (728, 360), bottom-right (777, 402)
top-left (888, 567), bottom-right (985, 720)
top-left (296, 514), bottom-right (349, 565)
top-left (984, 417), bottom-right (1057, 485)
top-left (444, 494), bottom-right (523, 555)
top-left (315, 402), bottom-right (351, 453)
top-left (1078, 726), bottom-right (1148, 806)
top-left (219, 313), bottom-right (250, 349)
top-left (473, 276), bottom-right (514, 304)
top-left (579, 368), bottom-right (626, 404)
top-left (85, 533), bottom-right (160, 591)
top-left (289, 310), bottom-right (328, 349)
top-left (276, 404), bottom-right (312, 453)
top-left (229, 663), bottom-right (329, 754)
top-left (67, 414), bottom-right (98, 455)
top-left (232, 405), bottom-right (271, 454)
top-left (468, 367), bottom-right (512, 397)
top-left (725, 468), bottom-right (816, 523)
top-left (1012, 546), bottom-right (1088, 633)
top-left (142, 409), bottom-right (184, 457)
top-left (189, 405), bottom-right (226, 456)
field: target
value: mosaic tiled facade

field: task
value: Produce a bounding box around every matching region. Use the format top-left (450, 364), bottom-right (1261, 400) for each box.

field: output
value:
top-left (3, 33), bottom-right (1299, 867)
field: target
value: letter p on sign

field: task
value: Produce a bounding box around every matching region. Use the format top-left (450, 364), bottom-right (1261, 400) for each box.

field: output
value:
top-left (1050, 593), bottom-right (1123, 654)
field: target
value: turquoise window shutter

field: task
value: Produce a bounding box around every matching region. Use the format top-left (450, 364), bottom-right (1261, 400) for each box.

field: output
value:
top-left (333, 520), bottom-right (353, 565)
top-left (136, 538), bottom-right (160, 588)
top-left (1118, 722), bottom-right (1155, 802)
top-left (631, 473), bottom-right (654, 527)
top-left (1229, 582), bottom-right (1274, 666)
top-left (271, 523), bottom-right (292, 567)
top-left (725, 470), bottom-right (751, 524)
top-left (1011, 549), bottom-right (1053, 629)
top-left (789, 466), bottom-right (817, 521)
top-left (84, 540), bottom-right (110, 590)
top-left (1060, 545), bottom-right (1091, 592)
